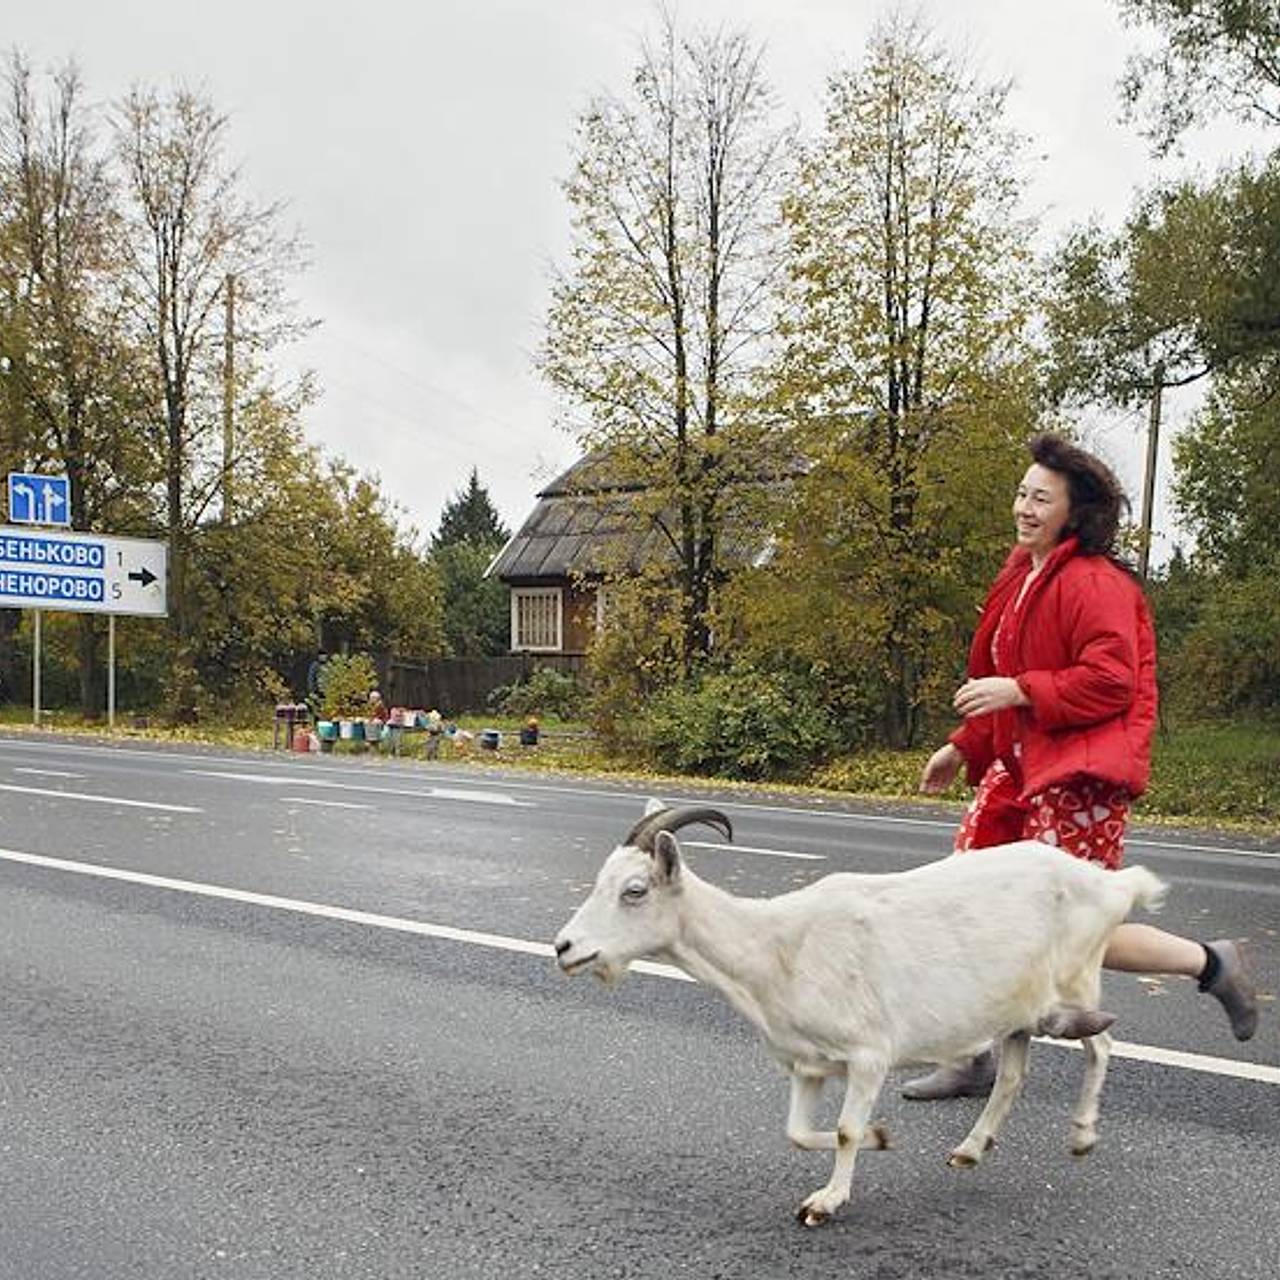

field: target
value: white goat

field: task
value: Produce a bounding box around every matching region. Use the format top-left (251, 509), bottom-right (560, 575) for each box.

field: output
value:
top-left (554, 803), bottom-right (1166, 1226)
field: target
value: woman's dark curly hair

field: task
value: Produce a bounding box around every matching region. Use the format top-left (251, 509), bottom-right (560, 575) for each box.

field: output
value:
top-left (1027, 432), bottom-right (1130, 557)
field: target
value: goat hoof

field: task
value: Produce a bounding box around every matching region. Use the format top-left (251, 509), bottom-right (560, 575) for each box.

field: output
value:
top-left (867, 1121), bottom-right (892, 1150)
top-left (796, 1191), bottom-right (842, 1226)
top-left (947, 1135), bottom-right (994, 1168)
top-left (1070, 1132), bottom-right (1098, 1158)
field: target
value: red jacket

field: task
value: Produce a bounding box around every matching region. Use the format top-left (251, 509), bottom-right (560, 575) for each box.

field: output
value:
top-left (949, 538), bottom-right (1157, 798)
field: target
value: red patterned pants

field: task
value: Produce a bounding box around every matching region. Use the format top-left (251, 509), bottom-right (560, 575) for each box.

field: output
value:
top-left (955, 761), bottom-right (1131, 869)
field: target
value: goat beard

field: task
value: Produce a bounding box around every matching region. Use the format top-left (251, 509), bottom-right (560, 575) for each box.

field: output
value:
top-left (592, 958), bottom-right (628, 988)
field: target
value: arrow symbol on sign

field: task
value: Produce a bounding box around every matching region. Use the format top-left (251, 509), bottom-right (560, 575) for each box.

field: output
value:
top-left (40, 483), bottom-right (65, 523)
top-left (14, 482), bottom-right (34, 518)
top-left (128, 566), bottom-right (158, 587)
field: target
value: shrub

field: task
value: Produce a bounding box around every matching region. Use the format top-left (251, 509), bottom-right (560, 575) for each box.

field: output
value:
top-left (488, 667), bottom-right (587, 720)
top-left (811, 749), bottom-right (932, 796)
top-left (584, 576), bottom-right (684, 755)
top-left (637, 664), bottom-right (837, 781)
top-left (318, 652), bottom-right (379, 720)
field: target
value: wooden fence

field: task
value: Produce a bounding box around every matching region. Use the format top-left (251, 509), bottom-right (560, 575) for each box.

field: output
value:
top-left (386, 654), bottom-right (586, 715)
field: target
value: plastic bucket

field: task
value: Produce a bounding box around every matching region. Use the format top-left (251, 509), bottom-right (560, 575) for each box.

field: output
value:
top-left (480, 729), bottom-right (501, 751)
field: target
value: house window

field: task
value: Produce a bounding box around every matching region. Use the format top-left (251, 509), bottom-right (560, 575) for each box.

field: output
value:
top-left (512, 587), bottom-right (562, 652)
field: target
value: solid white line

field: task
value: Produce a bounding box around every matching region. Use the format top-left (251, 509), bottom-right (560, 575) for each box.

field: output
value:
top-left (0, 783), bottom-right (200, 813)
top-left (14, 768), bottom-right (86, 779)
top-left (280, 797), bottom-right (374, 811)
top-left (1108, 1039), bottom-right (1280, 1085)
top-left (1050, 1035), bottom-right (1280, 1086)
top-left (0, 846), bottom-right (549, 959)
top-left (0, 845), bottom-right (1274, 1088)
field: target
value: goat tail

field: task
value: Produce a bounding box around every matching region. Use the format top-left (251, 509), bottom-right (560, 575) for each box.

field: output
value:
top-left (1115, 864), bottom-right (1167, 915)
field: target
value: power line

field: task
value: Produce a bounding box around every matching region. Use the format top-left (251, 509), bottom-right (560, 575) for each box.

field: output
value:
top-left (301, 329), bottom-right (554, 450)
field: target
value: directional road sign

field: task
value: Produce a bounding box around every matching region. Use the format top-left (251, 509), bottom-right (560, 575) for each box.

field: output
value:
top-left (0, 525), bottom-right (168, 617)
top-left (7, 472), bottom-right (71, 526)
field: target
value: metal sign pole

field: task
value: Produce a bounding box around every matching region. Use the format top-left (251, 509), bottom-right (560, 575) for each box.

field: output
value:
top-left (108, 614), bottom-right (116, 729)
top-left (32, 608), bottom-right (41, 727)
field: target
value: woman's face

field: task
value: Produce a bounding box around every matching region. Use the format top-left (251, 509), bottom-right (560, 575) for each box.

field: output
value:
top-left (1013, 463), bottom-right (1072, 560)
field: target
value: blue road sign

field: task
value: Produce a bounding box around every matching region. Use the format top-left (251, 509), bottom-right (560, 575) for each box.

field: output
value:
top-left (8, 472), bottom-right (71, 526)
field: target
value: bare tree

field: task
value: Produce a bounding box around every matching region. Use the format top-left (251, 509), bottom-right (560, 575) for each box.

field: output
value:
top-left (112, 84), bottom-right (307, 658)
top-left (541, 11), bottom-right (793, 669)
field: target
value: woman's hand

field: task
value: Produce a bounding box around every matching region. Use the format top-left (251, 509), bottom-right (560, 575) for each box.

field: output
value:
top-left (953, 676), bottom-right (1029, 718)
top-left (920, 742), bottom-right (964, 794)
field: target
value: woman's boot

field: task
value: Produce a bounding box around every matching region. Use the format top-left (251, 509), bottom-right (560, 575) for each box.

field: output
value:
top-left (901, 1050), bottom-right (997, 1101)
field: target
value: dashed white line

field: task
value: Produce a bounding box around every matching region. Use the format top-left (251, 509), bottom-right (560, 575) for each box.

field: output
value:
top-left (281, 797), bottom-right (374, 810)
top-left (189, 769), bottom-right (528, 806)
top-left (0, 737), bottom-right (1273, 861)
top-left (0, 845), bottom-right (1274, 1088)
top-left (683, 840), bottom-right (824, 862)
top-left (13, 768), bottom-right (86, 780)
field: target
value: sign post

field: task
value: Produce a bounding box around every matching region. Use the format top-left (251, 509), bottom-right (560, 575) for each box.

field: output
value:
top-left (33, 609), bottom-right (41, 726)
top-left (108, 615), bottom-right (116, 728)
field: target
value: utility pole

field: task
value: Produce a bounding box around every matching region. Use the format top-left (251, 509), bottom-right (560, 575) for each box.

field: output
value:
top-left (222, 273), bottom-right (235, 522)
top-left (1138, 360), bottom-right (1165, 582)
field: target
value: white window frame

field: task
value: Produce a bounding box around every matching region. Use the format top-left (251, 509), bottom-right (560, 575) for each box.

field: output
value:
top-left (511, 586), bottom-right (563, 652)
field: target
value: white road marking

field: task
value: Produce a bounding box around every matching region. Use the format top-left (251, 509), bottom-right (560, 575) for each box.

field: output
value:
top-left (189, 769), bottom-right (527, 807)
top-left (0, 783), bottom-right (200, 813)
top-left (683, 840), bottom-right (824, 862)
top-left (13, 767), bottom-right (86, 779)
top-left (428, 786), bottom-right (524, 806)
top-left (1055, 1037), bottom-right (1280, 1085)
top-left (0, 845), bottom-right (549, 959)
top-left (1128, 838), bottom-right (1280, 860)
top-left (0, 737), bottom-right (1274, 862)
top-left (0, 845), bottom-right (1274, 1088)
top-left (281, 797), bottom-right (374, 811)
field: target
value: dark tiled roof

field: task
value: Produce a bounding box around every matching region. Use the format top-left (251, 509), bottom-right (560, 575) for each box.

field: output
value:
top-left (488, 452), bottom-right (780, 582)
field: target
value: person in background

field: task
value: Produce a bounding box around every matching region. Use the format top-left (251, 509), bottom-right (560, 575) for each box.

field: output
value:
top-left (306, 649), bottom-right (328, 712)
top-left (902, 432), bottom-right (1258, 1101)
top-left (367, 689), bottom-right (389, 723)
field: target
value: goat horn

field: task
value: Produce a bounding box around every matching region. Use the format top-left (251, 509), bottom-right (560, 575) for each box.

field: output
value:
top-left (623, 805), bottom-right (734, 851)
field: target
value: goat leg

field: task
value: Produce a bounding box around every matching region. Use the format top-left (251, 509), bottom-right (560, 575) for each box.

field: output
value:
top-left (786, 1072), bottom-right (891, 1152)
top-left (1069, 1029), bottom-right (1112, 1156)
top-left (796, 1060), bottom-right (886, 1226)
top-left (947, 1031), bottom-right (1031, 1168)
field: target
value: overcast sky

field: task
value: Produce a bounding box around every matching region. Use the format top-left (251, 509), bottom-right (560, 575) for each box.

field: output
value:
top-left (5, 0), bottom-right (1258, 557)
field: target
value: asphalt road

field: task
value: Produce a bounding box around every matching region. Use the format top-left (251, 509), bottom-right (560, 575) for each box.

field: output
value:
top-left (0, 733), bottom-right (1276, 1279)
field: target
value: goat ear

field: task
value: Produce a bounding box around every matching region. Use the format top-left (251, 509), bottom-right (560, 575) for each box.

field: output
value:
top-left (643, 797), bottom-right (666, 817)
top-left (652, 829), bottom-right (683, 886)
